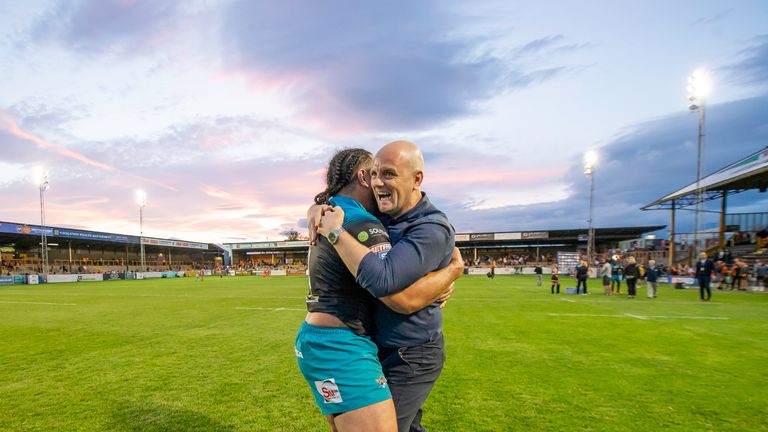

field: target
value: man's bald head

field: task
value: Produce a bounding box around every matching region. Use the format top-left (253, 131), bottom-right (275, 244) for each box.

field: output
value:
top-left (376, 140), bottom-right (424, 175)
top-left (370, 140), bottom-right (426, 217)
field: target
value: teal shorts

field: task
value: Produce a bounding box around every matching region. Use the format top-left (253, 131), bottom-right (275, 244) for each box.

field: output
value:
top-left (295, 322), bottom-right (391, 415)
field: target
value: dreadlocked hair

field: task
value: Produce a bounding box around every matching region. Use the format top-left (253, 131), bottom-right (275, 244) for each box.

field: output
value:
top-left (314, 148), bottom-right (373, 205)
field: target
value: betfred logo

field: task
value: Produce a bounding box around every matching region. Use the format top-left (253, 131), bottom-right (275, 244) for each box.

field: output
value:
top-left (369, 243), bottom-right (391, 254)
top-left (314, 378), bottom-right (343, 403)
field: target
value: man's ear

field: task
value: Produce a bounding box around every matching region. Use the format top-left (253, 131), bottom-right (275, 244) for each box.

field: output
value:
top-left (358, 169), bottom-right (371, 188)
top-left (413, 170), bottom-right (424, 188)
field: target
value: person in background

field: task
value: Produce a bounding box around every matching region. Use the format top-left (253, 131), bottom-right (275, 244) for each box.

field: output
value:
top-left (575, 259), bottom-right (589, 295)
top-left (696, 252), bottom-right (714, 301)
top-left (645, 259), bottom-right (660, 298)
top-left (715, 260), bottom-right (727, 290)
top-left (624, 256), bottom-right (639, 299)
top-left (611, 259), bottom-right (623, 294)
top-left (599, 258), bottom-right (612, 296)
top-left (534, 265), bottom-right (543, 286)
top-left (729, 259), bottom-right (740, 290)
top-left (550, 264), bottom-right (560, 294)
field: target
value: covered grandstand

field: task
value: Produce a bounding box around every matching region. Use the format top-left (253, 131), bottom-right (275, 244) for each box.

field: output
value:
top-left (642, 146), bottom-right (768, 265)
top-left (225, 225), bottom-right (664, 271)
top-left (0, 221), bottom-right (227, 277)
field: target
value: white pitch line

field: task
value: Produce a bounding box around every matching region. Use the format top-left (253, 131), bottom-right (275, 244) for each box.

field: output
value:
top-left (235, 307), bottom-right (304, 311)
top-left (644, 315), bottom-right (729, 320)
top-left (548, 313), bottom-right (728, 320)
top-left (561, 298), bottom-right (576, 303)
top-left (0, 301), bottom-right (77, 306)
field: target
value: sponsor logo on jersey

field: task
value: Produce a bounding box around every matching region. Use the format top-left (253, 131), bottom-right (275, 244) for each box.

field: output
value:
top-left (357, 231), bottom-right (369, 242)
top-left (369, 243), bottom-right (391, 255)
top-left (368, 227), bottom-right (387, 236)
top-left (315, 378), bottom-right (343, 403)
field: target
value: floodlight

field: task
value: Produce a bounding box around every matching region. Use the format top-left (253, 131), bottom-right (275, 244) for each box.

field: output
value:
top-left (687, 69), bottom-right (711, 102)
top-left (584, 150), bottom-right (598, 170)
top-left (33, 167), bottom-right (49, 190)
top-left (136, 190), bottom-right (147, 207)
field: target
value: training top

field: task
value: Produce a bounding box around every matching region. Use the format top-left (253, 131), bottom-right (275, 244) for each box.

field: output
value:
top-left (611, 262), bottom-right (623, 276)
top-left (356, 193), bottom-right (455, 348)
top-left (306, 195), bottom-right (391, 336)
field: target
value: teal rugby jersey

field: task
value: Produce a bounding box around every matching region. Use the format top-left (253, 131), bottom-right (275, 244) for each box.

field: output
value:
top-left (306, 195), bottom-right (391, 336)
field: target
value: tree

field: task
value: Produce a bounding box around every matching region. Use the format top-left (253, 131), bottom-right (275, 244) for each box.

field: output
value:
top-left (280, 229), bottom-right (307, 241)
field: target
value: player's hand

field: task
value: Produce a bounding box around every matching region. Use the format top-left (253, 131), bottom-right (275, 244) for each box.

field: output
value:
top-left (317, 206), bottom-right (345, 238)
top-left (437, 282), bottom-right (454, 309)
top-left (307, 204), bottom-right (333, 245)
top-left (449, 247), bottom-right (465, 277)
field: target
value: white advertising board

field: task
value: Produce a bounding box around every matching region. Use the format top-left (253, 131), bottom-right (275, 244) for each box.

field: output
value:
top-left (48, 274), bottom-right (104, 283)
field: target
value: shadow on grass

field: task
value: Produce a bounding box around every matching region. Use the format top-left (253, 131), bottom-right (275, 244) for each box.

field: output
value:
top-left (111, 401), bottom-right (233, 432)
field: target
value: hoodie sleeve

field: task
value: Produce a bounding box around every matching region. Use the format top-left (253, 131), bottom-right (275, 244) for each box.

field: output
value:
top-left (355, 222), bottom-right (452, 297)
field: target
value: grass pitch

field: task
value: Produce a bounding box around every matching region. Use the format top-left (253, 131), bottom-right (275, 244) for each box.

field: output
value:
top-left (1, 275), bottom-right (767, 431)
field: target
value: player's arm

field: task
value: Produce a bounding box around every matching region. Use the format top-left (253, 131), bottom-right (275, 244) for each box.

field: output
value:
top-left (318, 206), bottom-right (454, 297)
top-left (379, 247), bottom-right (464, 314)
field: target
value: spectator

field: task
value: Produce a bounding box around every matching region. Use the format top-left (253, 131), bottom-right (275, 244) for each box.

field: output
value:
top-left (550, 265), bottom-right (560, 294)
top-left (575, 259), bottom-right (589, 294)
top-left (611, 259), bottom-right (623, 294)
top-left (600, 259), bottom-right (611, 296)
top-left (624, 256), bottom-right (639, 299)
top-left (645, 259), bottom-right (660, 298)
top-left (696, 252), bottom-right (714, 301)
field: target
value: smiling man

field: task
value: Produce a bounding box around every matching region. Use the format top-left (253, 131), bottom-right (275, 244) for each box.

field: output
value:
top-left (317, 140), bottom-right (456, 432)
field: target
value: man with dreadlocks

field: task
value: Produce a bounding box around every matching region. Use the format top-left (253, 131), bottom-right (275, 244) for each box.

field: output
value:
top-left (316, 140), bottom-right (457, 432)
top-left (296, 148), bottom-right (463, 432)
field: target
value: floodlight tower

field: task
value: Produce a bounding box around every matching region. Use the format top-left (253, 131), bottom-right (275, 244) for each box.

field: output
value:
top-left (584, 151), bottom-right (598, 261)
top-left (137, 190), bottom-right (147, 271)
top-left (687, 69), bottom-right (710, 256)
top-left (36, 168), bottom-right (50, 282)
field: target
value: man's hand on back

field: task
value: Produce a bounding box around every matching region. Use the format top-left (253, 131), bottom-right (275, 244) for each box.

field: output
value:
top-left (307, 204), bottom-right (334, 245)
top-left (317, 206), bottom-right (345, 238)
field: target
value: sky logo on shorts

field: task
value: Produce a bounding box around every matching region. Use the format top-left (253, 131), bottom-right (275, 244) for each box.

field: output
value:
top-left (315, 378), bottom-right (343, 403)
top-left (376, 376), bottom-right (388, 388)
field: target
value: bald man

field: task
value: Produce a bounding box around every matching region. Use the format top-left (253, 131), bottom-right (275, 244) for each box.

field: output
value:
top-left (318, 140), bottom-right (456, 432)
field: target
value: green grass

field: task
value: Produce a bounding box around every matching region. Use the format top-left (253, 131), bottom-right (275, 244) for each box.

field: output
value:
top-left (1, 275), bottom-right (767, 431)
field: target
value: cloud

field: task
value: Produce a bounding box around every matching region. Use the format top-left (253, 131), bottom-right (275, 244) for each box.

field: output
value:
top-left (28, 0), bottom-right (184, 54)
top-left (220, 1), bottom-right (578, 130)
top-left (723, 34), bottom-right (768, 87)
top-left (690, 8), bottom-right (733, 26)
top-left (513, 35), bottom-right (565, 57)
top-left (433, 94), bottom-right (768, 234)
top-left (0, 111), bottom-right (115, 171)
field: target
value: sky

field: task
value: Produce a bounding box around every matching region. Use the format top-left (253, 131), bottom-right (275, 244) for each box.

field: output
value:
top-left (1, 0), bottom-right (767, 243)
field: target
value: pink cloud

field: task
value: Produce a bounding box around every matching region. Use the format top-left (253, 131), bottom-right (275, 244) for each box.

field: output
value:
top-left (0, 112), bottom-right (115, 171)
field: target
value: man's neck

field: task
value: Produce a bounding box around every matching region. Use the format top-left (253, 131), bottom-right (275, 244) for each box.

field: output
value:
top-left (390, 191), bottom-right (423, 219)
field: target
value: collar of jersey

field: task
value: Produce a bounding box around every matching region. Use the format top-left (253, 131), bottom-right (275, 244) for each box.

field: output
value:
top-left (329, 195), bottom-right (364, 210)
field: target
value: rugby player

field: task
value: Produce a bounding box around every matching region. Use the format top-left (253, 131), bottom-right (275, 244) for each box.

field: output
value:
top-left (316, 140), bottom-right (456, 432)
top-left (296, 148), bottom-right (463, 432)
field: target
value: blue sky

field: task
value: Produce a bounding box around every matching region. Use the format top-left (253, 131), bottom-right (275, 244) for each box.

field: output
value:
top-left (1, 1), bottom-right (767, 242)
